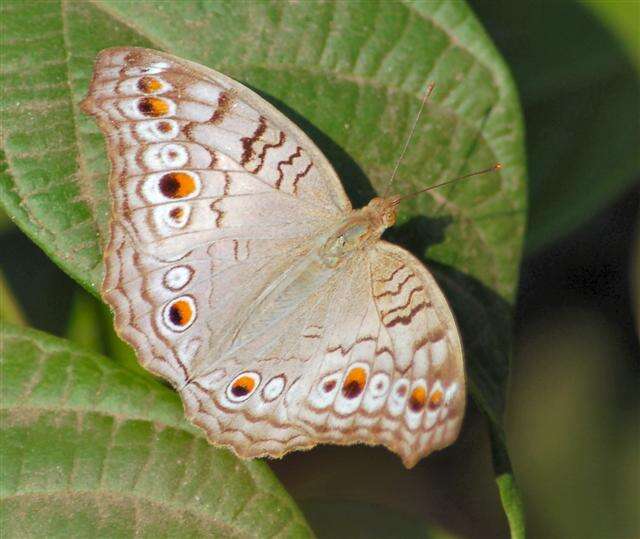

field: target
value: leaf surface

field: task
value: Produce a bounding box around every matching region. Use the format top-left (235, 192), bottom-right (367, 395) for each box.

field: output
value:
top-left (0, 323), bottom-right (312, 538)
top-left (472, 0), bottom-right (639, 252)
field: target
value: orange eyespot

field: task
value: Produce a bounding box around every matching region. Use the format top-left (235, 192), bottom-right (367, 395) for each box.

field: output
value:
top-left (137, 76), bottom-right (163, 93)
top-left (428, 388), bottom-right (444, 410)
top-left (231, 375), bottom-right (256, 397)
top-left (409, 386), bottom-right (427, 412)
top-left (168, 299), bottom-right (193, 326)
top-left (160, 172), bottom-right (196, 199)
top-left (138, 97), bottom-right (169, 117)
top-left (342, 367), bottom-right (367, 399)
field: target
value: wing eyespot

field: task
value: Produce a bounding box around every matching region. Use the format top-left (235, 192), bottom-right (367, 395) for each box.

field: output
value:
top-left (309, 372), bottom-right (341, 409)
top-left (124, 61), bottom-right (170, 77)
top-left (162, 265), bottom-right (194, 291)
top-left (262, 375), bottom-right (286, 402)
top-left (428, 387), bottom-right (444, 410)
top-left (341, 366), bottom-right (367, 399)
top-left (162, 295), bottom-right (196, 332)
top-left (159, 171), bottom-right (199, 199)
top-left (138, 96), bottom-right (171, 117)
top-left (137, 75), bottom-right (164, 94)
top-left (226, 372), bottom-right (261, 402)
top-left (323, 380), bottom-right (336, 392)
top-left (387, 378), bottom-right (410, 416)
top-left (135, 119), bottom-right (178, 142)
top-left (409, 386), bottom-right (427, 412)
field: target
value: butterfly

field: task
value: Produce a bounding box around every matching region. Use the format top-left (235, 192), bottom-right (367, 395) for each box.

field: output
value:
top-left (81, 47), bottom-right (465, 468)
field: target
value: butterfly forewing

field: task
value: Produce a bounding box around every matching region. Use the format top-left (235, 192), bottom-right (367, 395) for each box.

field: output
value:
top-left (83, 47), bottom-right (465, 468)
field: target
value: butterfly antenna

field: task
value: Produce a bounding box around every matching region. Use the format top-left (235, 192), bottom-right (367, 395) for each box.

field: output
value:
top-left (383, 83), bottom-right (435, 198)
top-left (394, 163), bottom-right (502, 204)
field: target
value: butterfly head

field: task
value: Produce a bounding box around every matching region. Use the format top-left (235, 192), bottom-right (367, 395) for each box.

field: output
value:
top-left (367, 195), bottom-right (401, 229)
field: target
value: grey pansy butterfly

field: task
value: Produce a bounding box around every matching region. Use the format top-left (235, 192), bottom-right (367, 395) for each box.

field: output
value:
top-left (81, 47), bottom-right (465, 468)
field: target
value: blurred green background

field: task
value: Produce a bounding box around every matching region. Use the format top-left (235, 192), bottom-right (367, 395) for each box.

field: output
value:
top-left (1, 1), bottom-right (638, 537)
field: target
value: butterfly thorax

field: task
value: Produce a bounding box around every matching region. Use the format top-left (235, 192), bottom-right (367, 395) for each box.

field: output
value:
top-left (320, 196), bottom-right (400, 267)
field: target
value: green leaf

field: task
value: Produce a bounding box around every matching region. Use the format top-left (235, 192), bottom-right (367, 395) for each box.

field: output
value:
top-left (66, 288), bottom-right (104, 352)
top-left (0, 0), bottom-right (527, 534)
top-left (0, 268), bottom-right (27, 326)
top-left (0, 323), bottom-right (313, 538)
top-left (472, 0), bottom-right (640, 252)
top-left (66, 287), bottom-right (148, 377)
top-left (98, 300), bottom-right (151, 378)
top-left (0, 151), bottom-right (16, 234)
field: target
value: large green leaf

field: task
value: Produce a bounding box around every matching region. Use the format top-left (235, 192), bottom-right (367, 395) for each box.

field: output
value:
top-left (0, 323), bottom-right (312, 538)
top-left (1, 0), bottom-right (527, 534)
top-left (472, 0), bottom-right (639, 253)
top-left (0, 269), bottom-right (26, 327)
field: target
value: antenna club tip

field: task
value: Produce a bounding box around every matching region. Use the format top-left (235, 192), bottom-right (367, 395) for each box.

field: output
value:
top-left (494, 163), bottom-right (502, 170)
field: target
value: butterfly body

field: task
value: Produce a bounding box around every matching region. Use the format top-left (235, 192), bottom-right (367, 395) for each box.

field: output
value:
top-left (320, 196), bottom-right (399, 267)
top-left (82, 47), bottom-right (465, 468)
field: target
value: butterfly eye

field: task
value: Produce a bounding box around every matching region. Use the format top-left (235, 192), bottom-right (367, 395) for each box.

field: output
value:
top-left (362, 372), bottom-right (390, 413)
top-left (143, 143), bottom-right (189, 171)
top-left (383, 211), bottom-right (395, 227)
top-left (156, 203), bottom-right (191, 230)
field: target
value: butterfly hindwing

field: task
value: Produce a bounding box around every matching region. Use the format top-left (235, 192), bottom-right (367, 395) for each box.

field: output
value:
top-left (294, 241), bottom-right (465, 467)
